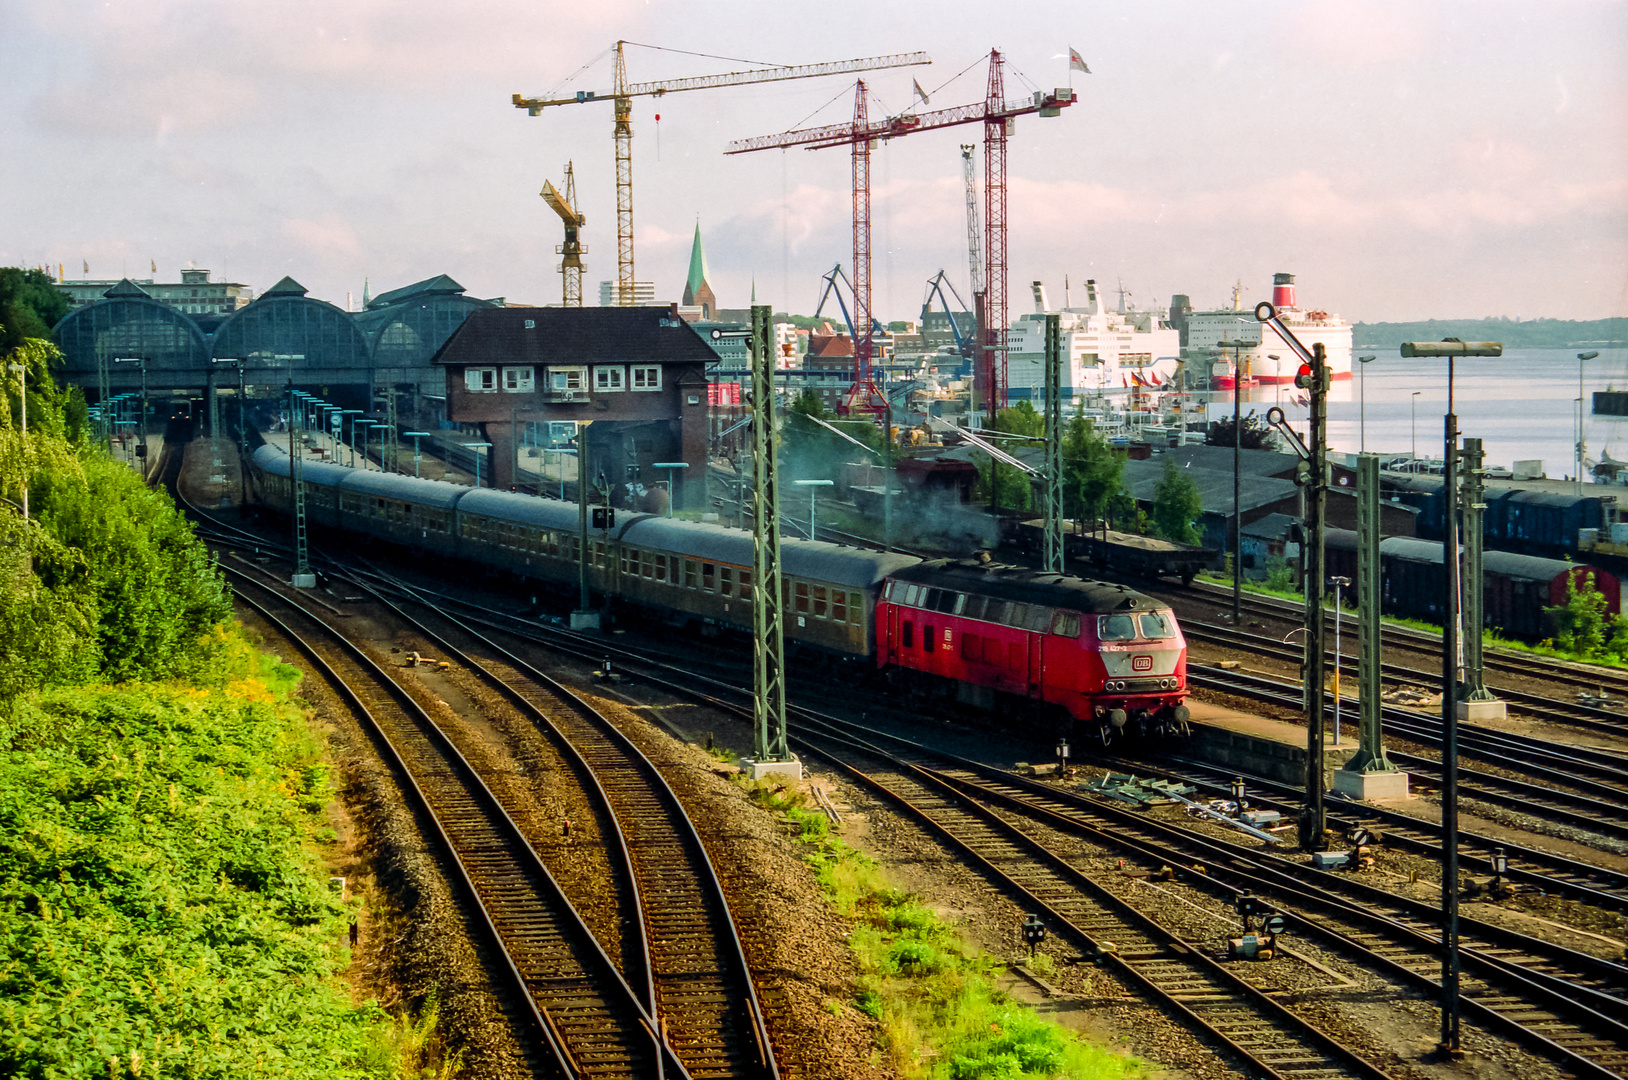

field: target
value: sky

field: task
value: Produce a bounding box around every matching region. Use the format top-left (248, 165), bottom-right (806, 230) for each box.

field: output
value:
top-left (2, 0), bottom-right (1625, 325)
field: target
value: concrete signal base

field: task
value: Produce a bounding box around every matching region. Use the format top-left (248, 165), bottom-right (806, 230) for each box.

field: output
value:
top-left (570, 610), bottom-right (602, 631)
top-left (740, 756), bottom-right (804, 781)
top-left (1332, 768), bottom-right (1411, 801)
top-left (1456, 699), bottom-right (1507, 722)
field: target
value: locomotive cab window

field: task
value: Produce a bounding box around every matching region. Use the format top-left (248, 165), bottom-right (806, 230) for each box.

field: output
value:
top-left (1099, 614), bottom-right (1138, 641)
top-left (1138, 612), bottom-right (1176, 640)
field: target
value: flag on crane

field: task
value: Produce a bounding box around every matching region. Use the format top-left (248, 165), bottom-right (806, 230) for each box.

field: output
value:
top-left (912, 78), bottom-right (930, 106)
top-left (1069, 47), bottom-right (1091, 74)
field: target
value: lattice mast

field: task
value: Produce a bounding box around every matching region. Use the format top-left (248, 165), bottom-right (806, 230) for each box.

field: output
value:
top-left (961, 144), bottom-right (983, 296)
top-left (848, 81), bottom-right (880, 415)
top-left (983, 50), bottom-right (1009, 417)
top-left (514, 45), bottom-right (932, 305)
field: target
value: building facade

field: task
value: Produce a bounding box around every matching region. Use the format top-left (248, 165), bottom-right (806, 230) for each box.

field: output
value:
top-left (58, 268), bottom-right (254, 318)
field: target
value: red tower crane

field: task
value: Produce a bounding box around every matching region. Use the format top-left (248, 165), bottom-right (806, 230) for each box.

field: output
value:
top-left (727, 50), bottom-right (1075, 416)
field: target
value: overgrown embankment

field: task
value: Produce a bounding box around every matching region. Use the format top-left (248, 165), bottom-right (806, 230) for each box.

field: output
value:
top-left (0, 332), bottom-right (397, 1076)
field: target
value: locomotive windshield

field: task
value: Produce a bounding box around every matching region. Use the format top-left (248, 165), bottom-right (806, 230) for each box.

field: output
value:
top-left (1099, 611), bottom-right (1177, 641)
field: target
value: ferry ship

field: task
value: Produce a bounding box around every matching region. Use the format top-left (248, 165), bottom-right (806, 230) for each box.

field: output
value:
top-left (1185, 273), bottom-right (1353, 388)
top-left (1005, 279), bottom-right (1182, 401)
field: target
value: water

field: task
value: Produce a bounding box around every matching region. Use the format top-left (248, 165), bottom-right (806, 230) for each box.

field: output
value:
top-left (1197, 347), bottom-right (1628, 477)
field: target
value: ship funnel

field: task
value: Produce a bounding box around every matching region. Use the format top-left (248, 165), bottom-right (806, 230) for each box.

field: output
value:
top-left (1084, 278), bottom-right (1099, 315)
top-left (1272, 272), bottom-right (1296, 310)
top-left (1031, 280), bottom-right (1050, 313)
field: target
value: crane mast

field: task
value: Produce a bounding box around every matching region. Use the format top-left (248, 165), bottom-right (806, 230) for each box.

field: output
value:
top-left (514, 44), bottom-right (931, 305)
top-left (727, 50), bottom-right (1075, 418)
top-left (961, 144), bottom-right (983, 296)
top-left (540, 162), bottom-right (586, 307)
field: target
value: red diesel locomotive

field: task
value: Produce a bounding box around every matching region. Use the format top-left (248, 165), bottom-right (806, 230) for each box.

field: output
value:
top-left (876, 560), bottom-right (1190, 743)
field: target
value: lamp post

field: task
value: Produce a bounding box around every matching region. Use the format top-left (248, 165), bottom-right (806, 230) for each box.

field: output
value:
top-left (340, 411), bottom-right (362, 466)
top-left (462, 442), bottom-right (492, 488)
top-left (793, 479), bottom-right (834, 540)
top-left (1217, 338), bottom-right (1255, 626)
top-left (357, 421), bottom-right (381, 470)
top-left (1399, 337), bottom-right (1503, 1060)
top-left (1410, 391), bottom-right (1422, 461)
top-left (1578, 351), bottom-right (1600, 495)
top-left (1328, 575), bottom-right (1351, 744)
top-left (402, 431), bottom-right (431, 477)
top-left (653, 462), bottom-right (689, 517)
top-left (1358, 356), bottom-right (1376, 452)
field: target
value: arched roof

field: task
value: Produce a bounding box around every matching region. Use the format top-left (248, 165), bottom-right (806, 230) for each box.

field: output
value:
top-left (211, 277), bottom-right (370, 370)
top-left (52, 282), bottom-right (211, 389)
top-left (352, 275), bottom-right (495, 367)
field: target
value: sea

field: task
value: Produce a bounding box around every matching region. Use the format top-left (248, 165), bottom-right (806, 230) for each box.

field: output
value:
top-left (1196, 347), bottom-right (1628, 479)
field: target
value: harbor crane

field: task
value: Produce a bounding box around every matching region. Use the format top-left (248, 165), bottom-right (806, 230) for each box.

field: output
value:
top-left (513, 42), bottom-right (930, 307)
top-left (540, 162), bottom-right (586, 307)
top-left (728, 51), bottom-right (1075, 416)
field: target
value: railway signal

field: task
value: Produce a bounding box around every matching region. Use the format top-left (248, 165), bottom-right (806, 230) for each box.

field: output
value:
top-left (1230, 891), bottom-right (1284, 961)
top-left (1022, 913), bottom-right (1047, 957)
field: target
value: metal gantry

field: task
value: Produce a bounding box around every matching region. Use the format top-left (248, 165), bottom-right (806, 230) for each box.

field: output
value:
top-left (287, 383), bottom-right (314, 588)
top-left (1042, 314), bottom-right (1064, 574)
top-left (749, 304), bottom-right (789, 763)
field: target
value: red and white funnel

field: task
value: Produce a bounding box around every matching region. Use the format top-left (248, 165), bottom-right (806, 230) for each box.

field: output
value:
top-left (1272, 272), bottom-right (1296, 310)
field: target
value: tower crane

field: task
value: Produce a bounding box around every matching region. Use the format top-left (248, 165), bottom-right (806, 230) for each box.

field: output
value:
top-left (540, 162), bottom-right (586, 307)
top-left (728, 51), bottom-right (1075, 416)
top-left (514, 42), bottom-right (930, 307)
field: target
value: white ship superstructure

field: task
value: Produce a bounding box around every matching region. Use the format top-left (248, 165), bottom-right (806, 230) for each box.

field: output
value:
top-left (1186, 272), bottom-right (1352, 386)
top-left (1006, 279), bottom-right (1182, 401)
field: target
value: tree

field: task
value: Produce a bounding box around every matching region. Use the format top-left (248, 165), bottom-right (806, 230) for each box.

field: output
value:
top-left (1151, 456), bottom-right (1204, 545)
top-left (0, 268), bottom-right (71, 353)
top-left (973, 402), bottom-right (1044, 513)
top-left (1547, 571), bottom-right (1611, 658)
top-left (1206, 410), bottom-right (1277, 450)
top-left (1060, 407), bottom-right (1126, 527)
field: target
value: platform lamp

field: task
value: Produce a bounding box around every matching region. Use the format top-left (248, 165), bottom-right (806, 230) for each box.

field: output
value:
top-left (355, 420), bottom-right (380, 470)
top-left (653, 462), bottom-right (689, 517)
top-left (402, 432), bottom-right (431, 477)
top-left (462, 442), bottom-right (492, 488)
top-left (1578, 351), bottom-right (1600, 496)
top-left (338, 410), bottom-right (362, 467)
top-left (1357, 356), bottom-right (1376, 452)
top-left (320, 405), bottom-right (342, 460)
top-left (1398, 337), bottom-right (1502, 1060)
top-left (793, 478), bottom-right (833, 541)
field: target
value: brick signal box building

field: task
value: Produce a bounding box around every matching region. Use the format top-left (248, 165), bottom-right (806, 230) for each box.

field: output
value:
top-left (433, 305), bottom-right (719, 507)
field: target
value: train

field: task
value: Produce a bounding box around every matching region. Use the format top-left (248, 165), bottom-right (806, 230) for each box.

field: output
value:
top-left (1382, 475), bottom-right (1621, 564)
top-left (1002, 519), bottom-right (1222, 585)
top-left (249, 445), bottom-right (1191, 743)
top-left (1324, 528), bottom-right (1620, 639)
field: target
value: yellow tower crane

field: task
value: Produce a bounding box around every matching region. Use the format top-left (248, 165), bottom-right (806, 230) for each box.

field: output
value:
top-left (514, 41), bottom-right (930, 306)
top-left (540, 162), bottom-right (586, 307)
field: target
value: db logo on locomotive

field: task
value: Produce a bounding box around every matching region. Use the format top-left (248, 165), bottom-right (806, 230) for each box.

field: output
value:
top-left (1131, 655), bottom-right (1153, 672)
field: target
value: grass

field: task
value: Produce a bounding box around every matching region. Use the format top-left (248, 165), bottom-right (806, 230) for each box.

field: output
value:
top-left (737, 776), bottom-right (1144, 1079)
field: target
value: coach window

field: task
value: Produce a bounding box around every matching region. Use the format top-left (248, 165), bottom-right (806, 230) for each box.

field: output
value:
top-left (641, 551), bottom-right (654, 578)
top-left (684, 559), bottom-right (699, 589)
top-left (654, 553), bottom-right (667, 581)
top-left (812, 586), bottom-right (828, 618)
top-left (831, 589), bottom-right (845, 623)
top-left (1099, 614), bottom-right (1137, 641)
top-left (739, 568), bottom-right (752, 600)
top-left (849, 592), bottom-right (862, 624)
top-left (1051, 612), bottom-right (1081, 637)
top-left (719, 566), bottom-right (733, 597)
top-left (702, 562), bottom-right (715, 593)
top-left (794, 582), bottom-right (810, 614)
top-left (1138, 612), bottom-right (1176, 639)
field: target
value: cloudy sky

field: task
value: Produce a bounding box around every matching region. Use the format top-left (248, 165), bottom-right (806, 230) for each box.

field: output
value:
top-left (3, 0), bottom-right (1624, 324)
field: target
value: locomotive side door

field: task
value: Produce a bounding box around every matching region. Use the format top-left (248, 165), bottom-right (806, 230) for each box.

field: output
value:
top-left (1028, 632), bottom-right (1043, 699)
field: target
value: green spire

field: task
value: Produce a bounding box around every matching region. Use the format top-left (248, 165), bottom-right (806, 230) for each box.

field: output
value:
top-left (686, 220), bottom-right (710, 299)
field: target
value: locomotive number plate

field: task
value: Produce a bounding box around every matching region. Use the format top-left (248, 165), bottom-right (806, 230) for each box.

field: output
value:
top-left (1132, 655), bottom-right (1153, 671)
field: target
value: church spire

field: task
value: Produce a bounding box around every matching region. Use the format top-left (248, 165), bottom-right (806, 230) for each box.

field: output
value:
top-left (682, 219), bottom-right (716, 318)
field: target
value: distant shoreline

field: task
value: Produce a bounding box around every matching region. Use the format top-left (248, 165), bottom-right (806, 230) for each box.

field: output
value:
top-left (1355, 317), bottom-right (1626, 351)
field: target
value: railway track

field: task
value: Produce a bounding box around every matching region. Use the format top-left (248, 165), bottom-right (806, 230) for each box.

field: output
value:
top-left (799, 725), bottom-right (1628, 1080)
top-left (225, 569), bottom-right (690, 1079)
top-left (354, 580), bottom-right (780, 1080)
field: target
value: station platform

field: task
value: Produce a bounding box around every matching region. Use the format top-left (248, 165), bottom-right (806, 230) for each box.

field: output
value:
top-left (1183, 699), bottom-right (1411, 800)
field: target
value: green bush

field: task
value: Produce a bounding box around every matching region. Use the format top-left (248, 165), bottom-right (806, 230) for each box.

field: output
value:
top-left (0, 671), bottom-right (393, 1078)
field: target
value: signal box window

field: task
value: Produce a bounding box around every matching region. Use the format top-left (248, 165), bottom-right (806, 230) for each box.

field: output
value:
top-left (465, 367), bottom-right (497, 393)
top-left (502, 366), bottom-right (534, 393)
top-left (593, 365), bottom-right (626, 392)
top-left (631, 365), bottom-right (661, 391)
top-left (548, 367), bottom-right (586, 397)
